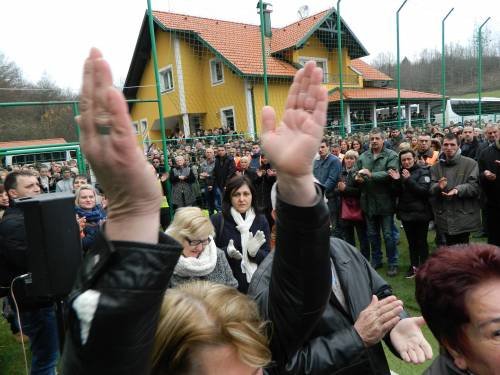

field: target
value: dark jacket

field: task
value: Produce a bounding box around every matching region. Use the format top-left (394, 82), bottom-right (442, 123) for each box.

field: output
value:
top-left (424, 352), bottom-right (467, 375)
top-left (250, 237), bottom-right (403, 375)
top-left (356, 147), bottom-right (399, 217)
top-left (254, 163), bottom-right (277, 212)
top-left (249, 185), bottom-right (332, 372)
top-left (478, 141), bottom-right (500, 208)
top-left (460, 138), bottom-right (480, 160)
top-left (430, 150), bottom-right (481, 235)
top-left (335, 167), bottom-right (362, 199)
top-left (211, 211), bottom-right (270, 293)
top-left (61, 187), bottom-right (331, 375)
top-left (214, 155), bottom-right (236, 190)
top-left (393, 164), bottom-right (433, 222)
top-left (0, 206), bottom-right (53, 310)
top-left (61, 231), bottom-right (183, 375)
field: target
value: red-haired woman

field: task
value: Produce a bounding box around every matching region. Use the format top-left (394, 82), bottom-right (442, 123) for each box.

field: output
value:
top-left (416, 244), bottom-right (500, 374)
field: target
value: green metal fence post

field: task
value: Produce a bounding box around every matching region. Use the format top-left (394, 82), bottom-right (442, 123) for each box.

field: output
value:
top-left (441, 8), bottom-right (454, 129)
top-left (396, 0), bottom-right (408, 129)
top-left (71, 102), bottom-right (87, 174)
top-left (147, 0), bottom-right (168, 167)
top-left (147, 0), bottom-right (173, 217)
top-left (477, 17), bottom-right (491, 126)
top-left (337, 0), bottom-right (345, 137)
top-left (258, 0), bottom-right (270, 106)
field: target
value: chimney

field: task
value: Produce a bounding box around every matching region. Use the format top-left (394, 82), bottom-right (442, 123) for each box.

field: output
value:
top-left (256, 1), bottom-right (273, 37)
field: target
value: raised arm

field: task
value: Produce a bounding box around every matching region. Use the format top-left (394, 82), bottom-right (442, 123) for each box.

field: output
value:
top-left (61, 48), bottom-right (182, 375)
top-left (259, 61), bottom-right (332, 364)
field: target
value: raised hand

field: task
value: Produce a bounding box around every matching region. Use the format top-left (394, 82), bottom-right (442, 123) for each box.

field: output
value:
top-left (390, 316), bottom-right (433, 364)
top-left (261, 61), bottom-right (327, 206)
top-left (78, 48), bottom-right (161, 243)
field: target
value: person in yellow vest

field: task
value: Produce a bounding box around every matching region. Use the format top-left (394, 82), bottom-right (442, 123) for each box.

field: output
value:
top-left (149, 163), bottom-right (170, 230)
top-left (417, 133), bottom-right (439, 166)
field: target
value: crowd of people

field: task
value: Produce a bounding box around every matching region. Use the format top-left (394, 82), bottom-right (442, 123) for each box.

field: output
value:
top-left (0, 52), bottom-right (499, 375)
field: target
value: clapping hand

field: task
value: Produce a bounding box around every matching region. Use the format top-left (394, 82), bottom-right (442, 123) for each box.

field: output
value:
top-left (388, 169), bottom-right (400, 180)
top-left (390, 316), bottom-right (433, 364)
top-left (438, 177), bottom-right (447, 190)
top-left (247, 230), bottom-right (266, 257)
top-left (401, 169), bottom-right (411, 179)
top-left (354, 295), bottom-right (403, 347)
top-left (227, 239), bottom-right (243, 260)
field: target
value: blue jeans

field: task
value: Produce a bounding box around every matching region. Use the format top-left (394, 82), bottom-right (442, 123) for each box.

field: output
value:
top-left (20, 306), bottom-right (59, 375)
top-left (366, 215), bottom-right (399, 267)
top-left (214, 186), bottom-right (223, 213)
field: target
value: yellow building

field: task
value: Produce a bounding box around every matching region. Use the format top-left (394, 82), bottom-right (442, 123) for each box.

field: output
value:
top-left (124, 8), bottom-right (440, 145)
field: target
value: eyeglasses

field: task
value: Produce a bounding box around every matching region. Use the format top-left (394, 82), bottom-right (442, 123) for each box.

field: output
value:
top-left (186, 237), bottom-right (211, 247)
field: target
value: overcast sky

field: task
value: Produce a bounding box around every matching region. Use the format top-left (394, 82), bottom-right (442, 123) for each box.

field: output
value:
top-left (1, 0), bottom-right (498, 92)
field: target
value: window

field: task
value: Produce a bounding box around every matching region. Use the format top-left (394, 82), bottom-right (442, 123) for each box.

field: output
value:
top-left (220, 107), bottom-right (235, 131)
top-left (140, 119), bottom-right (148, 135)
top-left (210, 58), bottom-right (224, 85)
top-left (299, 57), bottom-right (328, 83)
top-left (132, 121), bottom-right (139, 135)
top-left (159, 65), bottom-right (174, 92)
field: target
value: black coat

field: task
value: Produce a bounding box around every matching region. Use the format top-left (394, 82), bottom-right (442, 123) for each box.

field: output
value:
top-left (211, 211), bottom-right (270, 293)
top-left (460, 138), bottom-right (480, 160)
top-left (393, 164), bottom-right (433, 222)
top-left (478, 142), bottom-right (500, 208)
top-left (213, 155), bottom-right (236, 189)
top-left (250, 237), bottom-right (404, 375)
top-left (0, 206), bottom-right (53, 310)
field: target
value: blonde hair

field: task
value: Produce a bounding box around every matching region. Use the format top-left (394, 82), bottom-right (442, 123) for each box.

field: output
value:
top-left (152, 281), bottom-right (271, 374)
top-left (165, 207), bottom-right (214, 243)
top-left (74, 184), bottom-right (96, 207)
top-left (343, 150), bottom-right (359, 160)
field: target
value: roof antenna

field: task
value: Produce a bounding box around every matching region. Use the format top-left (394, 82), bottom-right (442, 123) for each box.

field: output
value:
top-left (298, 5), bottom-right (309, 20)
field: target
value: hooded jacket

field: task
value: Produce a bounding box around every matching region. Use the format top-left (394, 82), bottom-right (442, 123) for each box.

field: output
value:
top-left (429, 149), bottom-right (481, 235)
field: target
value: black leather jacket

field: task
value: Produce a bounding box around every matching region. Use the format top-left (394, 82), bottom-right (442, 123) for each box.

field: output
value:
top-left (250, 237), bottom-right (405, 375)
top-left (61, 187), bottom-right (331, 375)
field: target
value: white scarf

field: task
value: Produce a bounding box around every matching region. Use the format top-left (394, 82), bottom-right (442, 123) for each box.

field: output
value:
top-left (230, 207), bottom-right (258, 283)
top-left (173, 235), bottom-right (218, 277)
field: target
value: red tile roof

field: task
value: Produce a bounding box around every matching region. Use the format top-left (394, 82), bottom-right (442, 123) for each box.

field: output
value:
top-left (149, 11), bottom-right (387, 82)
top-left (153, 11), bottom-right (297, 77)
top-left (270, 9), bottom-right (331, 53)
top-left (328, 87), bottom-right (442, 101)
top-left (350, 59), bottom-right (392, 81)
top-left (0, 138), bottom-right (67, 149)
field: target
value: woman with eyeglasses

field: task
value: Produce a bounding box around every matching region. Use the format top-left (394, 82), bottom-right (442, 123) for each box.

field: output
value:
top-left (211, 175), bottom-right (270, 293)
top-left (165, 206), bottom-right (238, 289)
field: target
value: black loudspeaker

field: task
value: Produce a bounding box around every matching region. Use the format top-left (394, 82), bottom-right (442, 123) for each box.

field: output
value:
top-left (16, 192), bottom-right (82, 298)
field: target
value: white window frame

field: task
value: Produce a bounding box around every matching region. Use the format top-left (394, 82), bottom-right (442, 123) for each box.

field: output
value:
top-left (159, 65), bottom-right (174, 93)
top-left (209, 58), bottom-right (224, 86)
top-left (139, 118), bottom-right (148, 135)
top-left (131, 121), bottom-right (139, 135)
top-left (220, 106), bottom-right (236, 131)
top-left (299, 56), bottom-right (328, 83)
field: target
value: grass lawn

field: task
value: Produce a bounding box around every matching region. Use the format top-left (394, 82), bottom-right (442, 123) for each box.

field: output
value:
top-left (0, 227), bottom-right (485, 374)
top-left (459, 89), bottom-right (500, 98)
